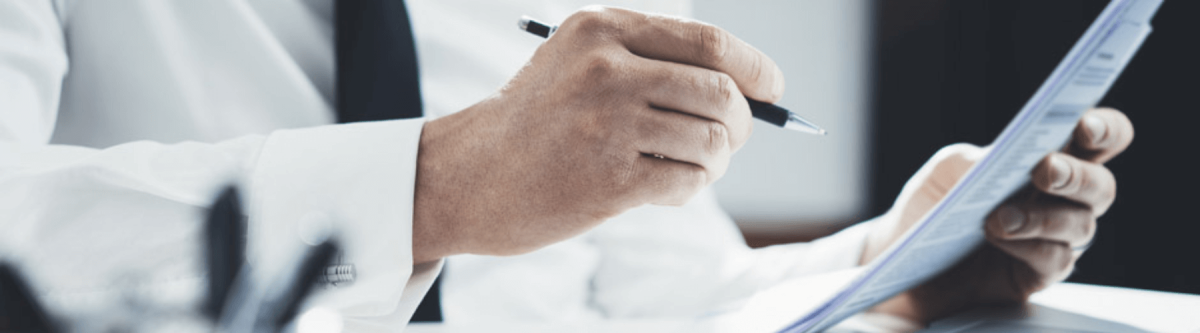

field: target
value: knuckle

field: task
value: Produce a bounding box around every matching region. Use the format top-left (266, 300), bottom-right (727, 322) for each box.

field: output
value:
top-left (713, 73), bottom-right (736, 109)
top-left (705, 121), bottom-right (729, 155)
top-left (611, 153), bottom-right (639, 189)
top-left (565, 6), bottom-right (618, 34)
top-left (583, 55), bottom-right (620, 82)
top-left (694, 24), bottom-right (730, 66)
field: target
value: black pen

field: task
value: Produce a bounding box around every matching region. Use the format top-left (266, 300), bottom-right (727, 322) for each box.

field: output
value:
top-left (518, 16), bottom-right (827, 136)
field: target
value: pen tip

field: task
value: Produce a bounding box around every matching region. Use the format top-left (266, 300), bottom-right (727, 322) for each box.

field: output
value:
top-left (818, 129), bottom-right (828, 136)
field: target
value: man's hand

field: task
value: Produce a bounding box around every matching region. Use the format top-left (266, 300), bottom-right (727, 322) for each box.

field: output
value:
top-left (862, 108), bottom-right (1134, 323)
top-left (410, 7), bottom-right (784, 263)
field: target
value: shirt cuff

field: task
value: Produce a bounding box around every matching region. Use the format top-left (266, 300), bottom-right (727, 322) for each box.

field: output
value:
top-left (342, 259), bottom-right (444, 331)
top-left (247, 119), bottom-right (431, 319)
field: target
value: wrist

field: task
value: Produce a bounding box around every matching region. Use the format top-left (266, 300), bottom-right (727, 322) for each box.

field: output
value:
top-left (412, 115), bottom-right (471, 264)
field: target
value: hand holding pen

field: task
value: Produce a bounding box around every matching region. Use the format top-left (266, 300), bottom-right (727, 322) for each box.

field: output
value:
top-left (415, 6), bottom-right (802, 259)
top-left (520, 15), bottom-right (826, 135)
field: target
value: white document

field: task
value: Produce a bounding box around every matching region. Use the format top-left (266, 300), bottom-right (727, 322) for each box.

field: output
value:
top-left (780, 0), bottom-right (1162, 331)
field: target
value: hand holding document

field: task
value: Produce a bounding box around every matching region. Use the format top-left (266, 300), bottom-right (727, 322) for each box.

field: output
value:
top-left (774, 0), bottom-right (1160, 331)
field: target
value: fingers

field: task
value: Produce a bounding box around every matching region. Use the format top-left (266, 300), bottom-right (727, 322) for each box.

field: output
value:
top-left (1071, 108), bottom-right (1134, 163)
top-left (634, 106), bottom-right (733, 180)
top-left (638, 58), bottom-right (754, 150)
top-left (1031, 152), bottom-right (1117, 214)
top-left (546, 7), bottom-right (769, 209)
top-left (560, 6), bottom-right (785, 103)
top-left (631, 154), bottom-right (707, 206)
top-left (986, 201), bottom-right (1095, 249)
top-left (980, 109), bottom-right (1127, 287)
top-left (989, 239), bottom-right (1076, 283)
top-left (612, 49), bottom-right (758, 186)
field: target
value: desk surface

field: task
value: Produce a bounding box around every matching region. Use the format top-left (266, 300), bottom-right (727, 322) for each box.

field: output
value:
top-left (1025, 282), bottom-right (1200, 332)
top-left (406, 282), bottom-right (1200, 333)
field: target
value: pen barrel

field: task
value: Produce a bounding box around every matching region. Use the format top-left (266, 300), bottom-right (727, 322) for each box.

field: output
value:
top-left (520, 17), bottom-right (556, 38)
top-left (746, 98), bottom-right (789, 127)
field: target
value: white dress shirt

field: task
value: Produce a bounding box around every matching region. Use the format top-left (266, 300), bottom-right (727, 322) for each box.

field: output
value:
top-left (0, 0), bottom-right (871, 330)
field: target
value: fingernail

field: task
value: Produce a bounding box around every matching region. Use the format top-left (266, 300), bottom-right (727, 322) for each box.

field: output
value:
top-left (998, 205), bottom-right (1026, 234)
top-left (1049, 155), bottom-right (1071, 189)
top-left (1083, 115), bottom-right (1107, 146)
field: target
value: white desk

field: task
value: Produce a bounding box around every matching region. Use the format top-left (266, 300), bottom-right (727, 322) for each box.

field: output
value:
top-left (407, 278), bottom-right (1200, 333)
top-left (1025, 283), bottom-right (1200, 332)
top-left (919, 283), bottom-right (1200, 333)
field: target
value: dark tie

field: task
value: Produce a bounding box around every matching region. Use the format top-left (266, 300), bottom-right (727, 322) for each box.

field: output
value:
top-left (335, 0), bottom-right (442, 323)
top-left (336, 0), bottom-right (423, 122)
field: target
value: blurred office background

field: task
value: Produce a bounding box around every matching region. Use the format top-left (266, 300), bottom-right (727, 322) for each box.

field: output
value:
top-left (695, 0), bottom-right (874, 241)
top-left (697, 0), bottom-right (1199, 295)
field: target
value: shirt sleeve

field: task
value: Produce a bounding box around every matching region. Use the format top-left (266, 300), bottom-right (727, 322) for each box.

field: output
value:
top-left (588, 188), bottom-right (875, 318)
top-left (1, 121), bottom-right (436, 327)
top-left (249, 120), bottom-right (437, 324)
top-left (0, 0), bottom-right (435, 327)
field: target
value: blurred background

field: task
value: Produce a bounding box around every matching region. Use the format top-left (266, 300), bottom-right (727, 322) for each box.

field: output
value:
top-left (696, 0), bottom-right (874, 242)
top-left (697, 0), bottom-right (1199, 295)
